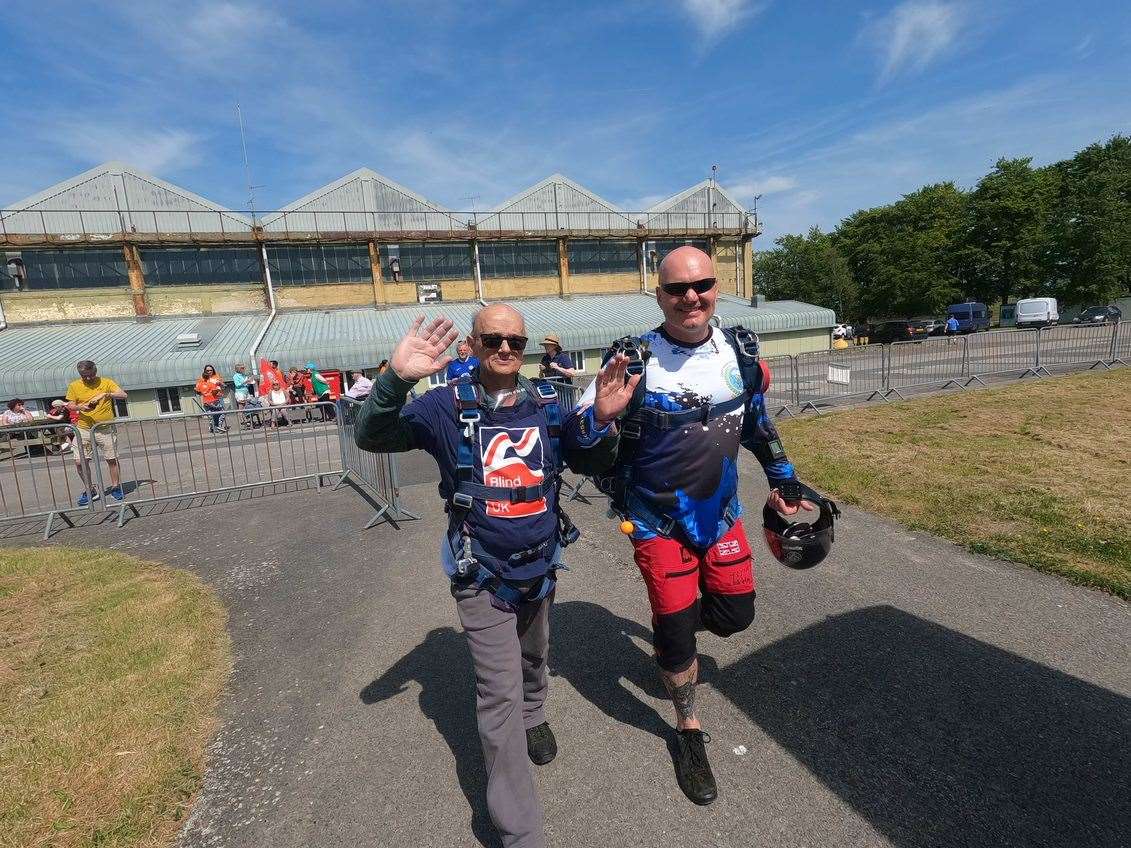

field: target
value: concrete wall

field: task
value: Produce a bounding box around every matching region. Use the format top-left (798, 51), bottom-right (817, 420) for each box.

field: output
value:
top-left (147, 285), bottom-right (267, 316)
top-left (569, 271), bottom-right (639, 296)
top-left (275, 284), bottom-right (376, 310)
top-left (758, 328), bottom-right (831, 357)
top-left (0, 288), bottom-right (136, 324)
top-left (714, 242), bottom-right (740, 296)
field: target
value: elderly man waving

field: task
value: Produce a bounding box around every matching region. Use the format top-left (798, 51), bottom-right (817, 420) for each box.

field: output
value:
top-left (354, 304), bottom-right (578, 848)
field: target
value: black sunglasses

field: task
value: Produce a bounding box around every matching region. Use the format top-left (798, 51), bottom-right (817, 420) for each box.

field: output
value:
top-left (477, 333), bottom-right (529, 351)
top-left (660, 277), bottom-right (717, 297)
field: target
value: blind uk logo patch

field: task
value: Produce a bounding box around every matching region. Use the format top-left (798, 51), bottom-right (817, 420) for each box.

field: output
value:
top-left (479, 426), bottom-right (547, 517)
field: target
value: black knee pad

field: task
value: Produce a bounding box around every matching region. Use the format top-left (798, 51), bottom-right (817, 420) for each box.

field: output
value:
top-left (700, 590), bottom-right (756, 638)
top-left (653, 600), bottom-right (700, 673)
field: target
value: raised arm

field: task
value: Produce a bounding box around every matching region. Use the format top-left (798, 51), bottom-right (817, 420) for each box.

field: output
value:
top-left (561, 353), bottom-right (640, 476)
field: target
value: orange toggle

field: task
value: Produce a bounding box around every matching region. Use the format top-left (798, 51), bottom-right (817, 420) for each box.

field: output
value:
top-left (619, 520), bottom-right (635, 535)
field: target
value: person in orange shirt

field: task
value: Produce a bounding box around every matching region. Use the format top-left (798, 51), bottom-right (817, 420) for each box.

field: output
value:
top-left (194, 365), bottom-right (228, 434)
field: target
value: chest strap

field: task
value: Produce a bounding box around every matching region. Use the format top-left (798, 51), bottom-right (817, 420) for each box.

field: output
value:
top-left (453, 467), bottom-right (560, 508)
top-left (623, 393), bottom-right (747, 436)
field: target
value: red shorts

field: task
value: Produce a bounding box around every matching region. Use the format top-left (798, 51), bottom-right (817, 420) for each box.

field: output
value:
top-left (632, 519), bottom-right (755, 616)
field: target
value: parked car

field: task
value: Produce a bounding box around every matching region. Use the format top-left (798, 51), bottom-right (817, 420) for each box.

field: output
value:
top-left (946, 302), bottom-right (990, 333)
top-left (1073, 305), bottom-right (1122, 324)
top-left (1014, 297), bottom-right (1058, 328)
top-left (868, 319), bottom-right (933, 344)
top-left (911, 316), bottom-right (946, 336)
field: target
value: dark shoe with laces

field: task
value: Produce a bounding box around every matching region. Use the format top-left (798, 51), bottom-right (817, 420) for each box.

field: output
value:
top-left (674, 729), bottom-right (717, 805)
top-left (526, 722), bottom-right (557, 765)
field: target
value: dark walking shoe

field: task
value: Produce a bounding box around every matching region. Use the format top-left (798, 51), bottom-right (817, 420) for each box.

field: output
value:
top-left (526, 722), bottom-right (557, 765)
top-left (674, 729), bottom-right (717, 805)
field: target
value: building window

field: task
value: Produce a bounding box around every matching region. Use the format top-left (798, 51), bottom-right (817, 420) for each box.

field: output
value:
top-left (112, 398), bottom-right (130, 418)
top-left (156, 387), bottom-right (183, 415)
top-left (266, 244), bottom-right (370, 285)
top-left (141, 246), bottom-right (261, 286)
top-left (428, 372), bottom-right (447, 388)
top-left (382, 243), bottom-right (471, 282)
top-left (4, 248), bottom-right (129, 291)
top-left (568, 351), bottom-right (586, 372)
top-left (568, 240), bottom-right (638, 275)
top-left (478, 240), bottom-right (558, 278)
top-left (649, 239), bottom-right (710, 272)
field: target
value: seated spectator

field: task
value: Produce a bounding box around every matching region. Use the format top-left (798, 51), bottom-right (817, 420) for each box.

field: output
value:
top-left (1, 398), bottom-right (35, 427)
top-left (345, 370), bottom-right (373, 400)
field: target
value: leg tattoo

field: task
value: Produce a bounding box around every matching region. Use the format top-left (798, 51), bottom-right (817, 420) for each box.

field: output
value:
top-left (662, 658), bottom-right (699, 728)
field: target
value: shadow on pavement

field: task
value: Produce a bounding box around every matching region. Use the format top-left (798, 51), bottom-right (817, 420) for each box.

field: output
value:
top-left (714, 605), bottom-right (1130, 848)
top-left (359, 627), bottom-right (501, 848)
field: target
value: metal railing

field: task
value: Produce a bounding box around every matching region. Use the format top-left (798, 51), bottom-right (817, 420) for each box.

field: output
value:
top-left (762, 322), bottom-right (1127, 416)
top-left (89, 402), bottom-right (344, 526)
top-left (0, 208), bottom-right (756, 243)
top-left (335, 398), bottom-right (419, 528)
top-left (0, 422), bottom-right (93, 539)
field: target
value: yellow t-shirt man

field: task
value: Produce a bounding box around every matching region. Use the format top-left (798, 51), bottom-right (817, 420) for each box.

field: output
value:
top-left (66, 376), bottom-right (122, 430)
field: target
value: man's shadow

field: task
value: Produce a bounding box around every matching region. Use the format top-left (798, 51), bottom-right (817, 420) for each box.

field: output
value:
top-left (549, 600), bottom-right (720, 741)
top-left (360, 627), bottom-right (499, 848)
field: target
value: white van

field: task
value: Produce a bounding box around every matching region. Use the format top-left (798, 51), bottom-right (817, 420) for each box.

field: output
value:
top-left (1014, 297), bottom-right (1058, 328)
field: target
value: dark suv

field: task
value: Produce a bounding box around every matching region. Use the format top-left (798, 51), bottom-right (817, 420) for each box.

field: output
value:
top-left (868, 319), bottom-right (934, 344)
top-left (1073, 305), bottom-right (1122, 324)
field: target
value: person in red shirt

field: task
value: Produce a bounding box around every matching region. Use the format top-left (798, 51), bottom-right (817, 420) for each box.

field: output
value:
top-left (194, 365), bottom-right (228, 434)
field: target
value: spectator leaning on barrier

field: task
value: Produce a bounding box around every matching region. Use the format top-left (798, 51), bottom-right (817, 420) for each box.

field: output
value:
top-left (538, 334), bottom-right (580, 385)
top-left (1, 399), bottom-right (35, 427)
top-left (445, 339), bottom-right (479, 382)
top-left (946, 314), bottom-right (960, 345)
top-left (65, 360), bottom-right (127, 505)
top-left (354, 305), bottom-right (579, 848)
top-left (562, 246), bottom-right (817, 807)
top-left (195, 365), bottom-right (228, 434)
top-left (344, 370), bottom-right (373, 400)
top-left (306, 361), bottom-right (336, 421)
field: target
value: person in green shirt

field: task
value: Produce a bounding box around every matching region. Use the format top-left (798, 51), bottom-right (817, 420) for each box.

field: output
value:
top-left (305, 362), bottom-right (336, 421)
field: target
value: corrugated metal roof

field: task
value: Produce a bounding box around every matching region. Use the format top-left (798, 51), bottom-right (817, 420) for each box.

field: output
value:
top-left (646, 180), bottom-right (748, 230)
top-left (475, 174), bottom-right (638, 232)
top-left (0, 314), bottom-right (263, 397)
top-left (1, 162), bottom-right (252, 235)
top-left (0, 295), bottom-right (833, 397)
top-left (258, 294), bottom-right (835, 368)
top-left (261, 168), bottom-right (462, 233)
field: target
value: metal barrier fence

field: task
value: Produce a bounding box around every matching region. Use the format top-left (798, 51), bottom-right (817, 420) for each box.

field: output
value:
top-left (794, 345), bottom-right (887, 412)
top-left (885, 336), bottom-right (969, 397)
top-left (89, 402), bottom-right (344, 526)
top-left (965, 329), bottom-right (1041, 380)
top-left (1038, 322), bottom-right (1118, 372)
top-left (336, 398), bottom-right (419, 528)
top-left (0, 422), bottom-right (93, 539)
top-left (762, 355), bottom-right (797, 415)
top-left (1115, 321), bottom-right (1131, 365)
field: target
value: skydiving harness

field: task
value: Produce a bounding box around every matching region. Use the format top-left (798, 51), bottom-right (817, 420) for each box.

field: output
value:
top-left (596, 325), bottom-right (769, 530)
top-left (447, 376), bottom-right (580, 608)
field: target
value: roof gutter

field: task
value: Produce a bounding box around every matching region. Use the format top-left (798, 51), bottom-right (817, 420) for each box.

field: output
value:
top-left (248, 243), bottom-right (277, 375)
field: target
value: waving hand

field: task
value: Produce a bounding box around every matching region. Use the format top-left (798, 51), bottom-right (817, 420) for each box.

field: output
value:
top-left (391, 316), bottom-right (461, 382)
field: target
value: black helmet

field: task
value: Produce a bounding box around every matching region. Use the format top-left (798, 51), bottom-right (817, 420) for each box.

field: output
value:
top-left (762, 484), bottom-right (840, 569)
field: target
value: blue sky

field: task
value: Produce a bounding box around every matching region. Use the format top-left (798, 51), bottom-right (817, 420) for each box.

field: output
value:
top-left (2, 0), bottom-right (1129, 241)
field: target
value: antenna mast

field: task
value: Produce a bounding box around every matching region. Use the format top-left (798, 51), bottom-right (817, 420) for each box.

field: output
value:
top-left (237, 104), bottom-right (258, 224)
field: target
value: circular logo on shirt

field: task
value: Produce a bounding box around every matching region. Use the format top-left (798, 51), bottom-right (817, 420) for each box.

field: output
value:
top-left (724, 364), bottom-right (743, 395)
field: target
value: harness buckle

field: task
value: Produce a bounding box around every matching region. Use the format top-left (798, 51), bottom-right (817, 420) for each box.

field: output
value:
top-left (509, 483), bottom-right (541, 503)
top-left (535, 382), bottom-right (558, 402)
top-left (733, 328), bottom-right (760, 359)
top-left (621, 420), bottom-right (642, 439)
top-left (452, 492), bottom-right (474, 511)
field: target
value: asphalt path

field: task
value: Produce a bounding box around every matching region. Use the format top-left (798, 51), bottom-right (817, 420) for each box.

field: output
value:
top-left (21, 453), bottom-right (1130, 848)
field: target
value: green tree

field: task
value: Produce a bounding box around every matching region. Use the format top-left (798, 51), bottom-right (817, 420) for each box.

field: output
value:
top-left (1047, 135), bottom-right (1131, 306)
top-left (964, 157), bottom-right (1058, 305)
top-left (832, 182), bottom-right (967, 319)
top-left (755, 227), bottom-right (857, 319)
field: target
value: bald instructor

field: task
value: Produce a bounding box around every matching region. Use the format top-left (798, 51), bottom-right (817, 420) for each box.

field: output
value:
top-left (354, 304), bottom-right (575, 848)
top-left (562, 247), bottom-right (814, 805)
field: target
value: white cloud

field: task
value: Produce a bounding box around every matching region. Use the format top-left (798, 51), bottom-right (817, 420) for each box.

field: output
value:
top-left (47, 122), bottom-right (203, 175)
top-left (865, 1), bottom-right (968, 83)
top-left (679, 0), bottom-right (765, 42)
top-left (725, 175), bottom-right (797, 202)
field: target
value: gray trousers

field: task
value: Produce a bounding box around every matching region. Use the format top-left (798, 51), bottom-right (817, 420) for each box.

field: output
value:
top-left (454, 585), bottom-right (553, 848)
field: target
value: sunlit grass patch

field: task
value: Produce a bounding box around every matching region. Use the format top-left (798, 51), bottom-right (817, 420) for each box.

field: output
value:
top-left (0, 547), bottom-right (231, 848)
top-left (781, 369), bottom-right (1131, 599)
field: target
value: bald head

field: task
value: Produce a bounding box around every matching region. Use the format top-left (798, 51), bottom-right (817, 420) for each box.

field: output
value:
top-left (658, 245), bottom-right (714, 286)
top-left (472, 302), bottom-right (525, 336)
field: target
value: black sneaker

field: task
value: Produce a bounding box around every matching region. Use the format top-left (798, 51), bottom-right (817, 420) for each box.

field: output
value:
top-left (674, 729), bottom-right (717, 805)
top-left (526, 722), bottom-right (557, 765)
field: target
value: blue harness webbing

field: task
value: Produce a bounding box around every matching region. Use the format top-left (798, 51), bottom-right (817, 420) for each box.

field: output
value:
top-left (447, 376), bottom-right (575, 605)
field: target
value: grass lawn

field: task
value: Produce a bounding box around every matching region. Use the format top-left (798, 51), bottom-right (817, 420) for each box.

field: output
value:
top-left (0, 548), bottom-right (231, 848)
top-left (780, 368), bottom-right (1131, 600)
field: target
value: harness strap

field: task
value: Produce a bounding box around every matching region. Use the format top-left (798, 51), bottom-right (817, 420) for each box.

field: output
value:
top-left (455, 467), bottom-right (560, 504)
